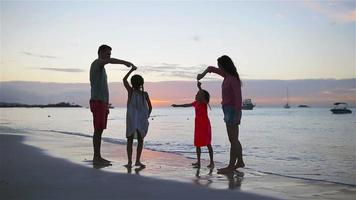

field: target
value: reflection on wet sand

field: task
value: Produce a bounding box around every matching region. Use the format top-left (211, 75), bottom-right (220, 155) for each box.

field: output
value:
top-left (124, 165), bottom-right (145, 175)
top-left (193, 168), bottom-right (244, 190)
top-left (92, 161), bottom-right (112, 169)
top-left (193, 168), bottom-right (213, 187)
top-left (225, 170), bottom-right (244, 190)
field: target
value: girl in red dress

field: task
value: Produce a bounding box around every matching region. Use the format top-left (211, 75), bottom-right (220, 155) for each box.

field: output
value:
top-left (172, 82), bottom-right (214, 168)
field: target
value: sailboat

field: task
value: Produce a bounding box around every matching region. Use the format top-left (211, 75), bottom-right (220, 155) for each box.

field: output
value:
top-left (283, 88), bottom-right (290, 109)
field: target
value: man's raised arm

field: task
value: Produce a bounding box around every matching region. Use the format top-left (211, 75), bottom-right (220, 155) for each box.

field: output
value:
top-left (97, 58), bottom-right (134, 67)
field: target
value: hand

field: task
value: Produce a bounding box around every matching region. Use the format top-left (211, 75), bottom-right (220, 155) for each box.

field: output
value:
top-left (197, 74), bottom-right (204, 80)
top-left (197, 81), bottom-right (201, 88)
top-left (171, 104), bottom-right (177, 107)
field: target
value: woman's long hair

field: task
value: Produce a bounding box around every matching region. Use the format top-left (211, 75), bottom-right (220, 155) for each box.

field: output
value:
top-left (217, 55), bottom-right (242, 85)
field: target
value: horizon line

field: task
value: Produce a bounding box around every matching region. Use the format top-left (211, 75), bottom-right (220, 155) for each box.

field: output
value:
top-left (1, 77), bottom-right (356, 84)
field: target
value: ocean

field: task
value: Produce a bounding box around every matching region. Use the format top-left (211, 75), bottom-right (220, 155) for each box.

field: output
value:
top-left (1, 107), bottom-right (355, 186)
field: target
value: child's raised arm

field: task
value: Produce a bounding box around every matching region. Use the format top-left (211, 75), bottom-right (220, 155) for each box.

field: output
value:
top-left (197, 81), bottom-right (202, 90)
top-left (123, 65), bottom-right (137, 92)
top-left (171, 103), bottom-right (193, 107)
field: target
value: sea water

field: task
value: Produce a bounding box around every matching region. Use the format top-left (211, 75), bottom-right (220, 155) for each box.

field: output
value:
top-left (1, 107), bottom-right (355, 186)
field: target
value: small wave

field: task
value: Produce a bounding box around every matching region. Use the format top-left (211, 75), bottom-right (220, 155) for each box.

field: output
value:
top-left (41, 129), bottom-right (227, 158)
top-left (102, 137), bottom-right (126, 145)
top-left (0, 125), bottom-right (26, 133)
top-left (272, 156), bottom-right (302, 161)
top-left (40, 129), bottom-right (92, 139)
top-left (256, 170), bottom-right (356, 187)
top-left (40, 129), bottom-right (128, 145)
top-left (149, 115), bottom-right (168, 117)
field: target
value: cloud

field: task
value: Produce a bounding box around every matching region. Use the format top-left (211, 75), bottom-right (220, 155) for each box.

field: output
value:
top-left (192, 35), bottom-right (201, 42)
top-left (39, 67), bottom-right (85, 73)
top-left (322, 91), bottom-right (333, 95)
top-left (304, 0), bottom-right (356, 23)
top-left (21, 51), bottom-right (59, 59)
top-left (275, 13), bottom-right (287, 19)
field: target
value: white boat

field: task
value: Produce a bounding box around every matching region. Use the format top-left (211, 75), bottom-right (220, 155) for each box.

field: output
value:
top-left (330, 102), bottom-right (352, 114)
top-left (242, 99), bottom-right (255, 110)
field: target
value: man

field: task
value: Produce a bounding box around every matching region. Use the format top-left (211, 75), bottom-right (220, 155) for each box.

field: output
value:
top-left (90, 44), bottom-right (135, 164)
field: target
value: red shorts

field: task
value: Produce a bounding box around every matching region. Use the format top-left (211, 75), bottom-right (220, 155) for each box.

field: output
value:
top-left (90, 100), bottom-right (109, 130)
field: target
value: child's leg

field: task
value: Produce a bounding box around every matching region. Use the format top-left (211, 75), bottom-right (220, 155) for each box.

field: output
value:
top-left (125, 136), bottom-right (134, 167)
top-left (193, 147), bottom-right (201, 168)
top-left (135, 131), bottom-right (145, 167)
top-left (207, 144), bottom-right (214, 168)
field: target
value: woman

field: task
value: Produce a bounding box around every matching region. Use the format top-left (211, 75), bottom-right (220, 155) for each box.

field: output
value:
top-left (197, 55), bottom-right (245, 174)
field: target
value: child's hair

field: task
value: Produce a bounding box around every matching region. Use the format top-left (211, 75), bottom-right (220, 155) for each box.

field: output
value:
top-left (201, 89), bottom-right (210, 104)
top-left (130, 74), bottom-right (146, 103)
top-left (201, 89), bottom-right (211, 110)
top-left (130, 74), bottom-right (144, 90)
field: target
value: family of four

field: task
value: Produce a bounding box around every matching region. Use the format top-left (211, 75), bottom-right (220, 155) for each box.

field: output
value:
top-left (90, 44), bottom-right (244, 174)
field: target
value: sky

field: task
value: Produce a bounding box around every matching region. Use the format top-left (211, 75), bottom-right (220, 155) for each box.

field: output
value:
top-left (1, 0), bottom-right (355, 83)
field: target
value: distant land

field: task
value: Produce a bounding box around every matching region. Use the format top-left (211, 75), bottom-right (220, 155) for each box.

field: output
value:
top-left (0, 79), bottom-right (355, 107)
top-left (0, 102), bottom-right (82, 108)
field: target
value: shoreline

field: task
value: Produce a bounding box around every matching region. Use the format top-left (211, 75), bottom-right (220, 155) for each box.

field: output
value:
top-left (0, 132), bottom-right (276, 200)
top-left (1, 126), bottom-right (356, 199)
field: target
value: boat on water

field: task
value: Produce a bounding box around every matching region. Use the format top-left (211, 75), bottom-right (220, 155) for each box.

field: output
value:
top-left (283, 88), bottom-right (290, 109)
top-left (298, 105), bottom-right (310, 108)
top-left (242, 99), bottom-right (255, 110)
top-left (330, 102), bottom-right (352, 114)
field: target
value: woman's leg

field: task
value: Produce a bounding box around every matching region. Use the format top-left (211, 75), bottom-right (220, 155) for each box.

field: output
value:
top-left (235, 125), bottom-right (245, 168)
top-left (227, 123), bottom-right (239, 167)
top-left (126, 136), bottom-right (134, 167)
top-left (218, 123), bottom-right (238, 173)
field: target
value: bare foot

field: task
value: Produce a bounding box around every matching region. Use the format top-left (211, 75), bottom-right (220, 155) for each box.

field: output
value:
top-left (135, 162), bottom-right (146, 168)
top-left (99, 157), bottom-right (111, 163)
top-left (192, 162), bottom-right (200, 168)
top-left (217, 166), bottom-right (234, 174)
top-left (235, 161), bottom-right (245, 169)
top-left (93, 157), bottom-right (111, 165)
top-left (207, 162), bottom-right (215, 168)
top-left (124, 161), bottom-right (132, 168)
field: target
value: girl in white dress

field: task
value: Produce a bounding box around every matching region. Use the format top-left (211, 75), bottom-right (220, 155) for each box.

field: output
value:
top-left (123, 66), bottom-right (152, 168)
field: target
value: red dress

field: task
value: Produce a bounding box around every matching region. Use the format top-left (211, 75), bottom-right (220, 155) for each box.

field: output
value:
top-left (192, 101), bottom-right (212, 147)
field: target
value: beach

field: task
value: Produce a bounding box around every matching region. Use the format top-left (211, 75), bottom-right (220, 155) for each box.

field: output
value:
top-left (1, 124), bottom-right (355, 200)
top-left (0, 127), bottom-right (274, 200)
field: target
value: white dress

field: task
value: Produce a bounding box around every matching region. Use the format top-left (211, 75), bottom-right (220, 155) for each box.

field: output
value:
top-left (126, 90), bottom-right (149, 138)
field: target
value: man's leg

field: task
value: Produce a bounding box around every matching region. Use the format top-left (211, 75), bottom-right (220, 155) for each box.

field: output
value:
top-left (93, 129), bottom-right (110, 164)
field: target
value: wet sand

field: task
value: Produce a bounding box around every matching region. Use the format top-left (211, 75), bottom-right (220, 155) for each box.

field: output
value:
top-left (1, 127), bottom-right (355, 199)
